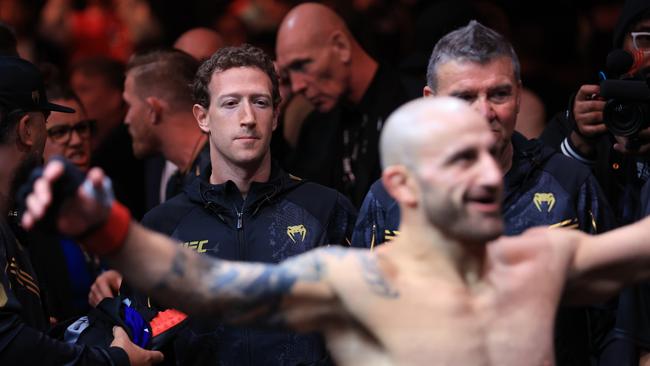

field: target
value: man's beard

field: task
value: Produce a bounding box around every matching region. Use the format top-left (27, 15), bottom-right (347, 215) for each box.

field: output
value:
top-left (8, 152), bottom-right (43, 212)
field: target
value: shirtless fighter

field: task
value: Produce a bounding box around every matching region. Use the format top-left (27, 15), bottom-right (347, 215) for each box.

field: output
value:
top-left (21, 96), bottom-right (650, 365)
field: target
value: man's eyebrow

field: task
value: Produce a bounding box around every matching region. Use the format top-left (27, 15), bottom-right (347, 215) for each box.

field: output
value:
top-left (217, 93), bottom-right (272, 100)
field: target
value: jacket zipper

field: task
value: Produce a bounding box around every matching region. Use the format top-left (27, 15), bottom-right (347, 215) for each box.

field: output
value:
top-left (232, 201), bottom-right (251, 364)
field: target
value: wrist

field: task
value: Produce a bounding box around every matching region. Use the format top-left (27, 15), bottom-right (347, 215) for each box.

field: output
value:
top-left (79, 202), bottom-right (131, 256)
top-left (568, 130), bottom-right (598, 158)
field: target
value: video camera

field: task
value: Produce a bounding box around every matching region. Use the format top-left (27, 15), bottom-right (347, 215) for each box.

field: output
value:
top-left (600, 49), bottom-right (650, 138)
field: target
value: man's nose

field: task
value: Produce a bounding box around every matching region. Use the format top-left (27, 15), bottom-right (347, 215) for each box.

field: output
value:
top-left (240, 100), bottom-right (256, 126)
top-left (479, 151), bottom-right (502, 186)
top-left (472, 97), bottom-right (497, 122)
top-left (290, 73), bottom-right (308, 95)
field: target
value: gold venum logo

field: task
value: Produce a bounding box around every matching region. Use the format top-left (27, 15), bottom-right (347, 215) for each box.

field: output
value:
top-left (287, 225), bottom-right (307, 243)
top-left (533, 193), bottom-right (556, 212)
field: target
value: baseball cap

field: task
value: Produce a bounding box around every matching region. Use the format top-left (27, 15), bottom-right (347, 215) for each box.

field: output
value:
top-left (0, 56), bottom-right (75, 114)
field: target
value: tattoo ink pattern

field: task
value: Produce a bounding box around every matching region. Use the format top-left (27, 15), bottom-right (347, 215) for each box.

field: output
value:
top-left (358, 254), bottom-right (399, 298)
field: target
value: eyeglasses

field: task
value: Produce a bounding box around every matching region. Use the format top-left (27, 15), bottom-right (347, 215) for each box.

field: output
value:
top-left (631, 32), bottom-right (650, 51)
top-left (47, 119), bottom-right (94, 144)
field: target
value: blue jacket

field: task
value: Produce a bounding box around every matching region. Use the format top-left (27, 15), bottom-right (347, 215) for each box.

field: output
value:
top-left (352, 132), bottom-right (616, 248)
top-left (137, 162), bottom-right (357, 366)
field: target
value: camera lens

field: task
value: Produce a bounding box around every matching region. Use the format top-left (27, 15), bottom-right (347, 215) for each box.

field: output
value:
top-left (603, 99), bottom-right (649, 136)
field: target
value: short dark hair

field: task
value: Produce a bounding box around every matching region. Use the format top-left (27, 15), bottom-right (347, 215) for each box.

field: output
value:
top-left (192, 44), bottom-right (280, 109)
top-left (69, 56), bottom-right (125, 92)
top-left (126, 48), bottom-right (199, 109)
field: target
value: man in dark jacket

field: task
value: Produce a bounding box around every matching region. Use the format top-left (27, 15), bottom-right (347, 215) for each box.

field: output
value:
top-left (352, 21), bottom-right (616, 365)
top-left (0, 56), bottom-right (162, 365)
top-left (275, 3), bottom-right (411, 207)
top-left (540, 0), bottom-right (650, 226)
top-left (540, 2), bottom-right (650, 363)
top-left (128, 44), bottom-right (357, 365)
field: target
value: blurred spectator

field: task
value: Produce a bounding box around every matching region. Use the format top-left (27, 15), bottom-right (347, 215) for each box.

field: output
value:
top-left (69, 55), bottom-right (146, 219)
top-left (122, 49), bottom-right (207, 208)
top-left (39, 0), bottom-right (162, 63)
top-left (33, 83), bottom-right (103, 322)
top-left (173, 27), bottom-right (224, 62)
top-left (214, 12), bottom-right (248, 46)
top-left (0, 0), bottom-right (66, 68)
top-left (276, 3), bottom-right (411, 207)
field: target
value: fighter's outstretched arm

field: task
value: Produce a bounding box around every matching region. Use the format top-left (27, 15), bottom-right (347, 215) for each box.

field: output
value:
top-left (21, 161), bottom-right (342, 331)
top-left (559, 217), bottom-right (650, 304)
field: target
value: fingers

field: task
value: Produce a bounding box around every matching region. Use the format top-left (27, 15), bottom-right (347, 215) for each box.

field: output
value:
top-left (575, 84), bottom-right (601, 101)
top-left (89, 270), bottom-right (122, 307)
top-left (149, 350), bottom-right (165, 364)
top-left (110, 326), bottom-right (128, 347)
top-left (21, 160), bottom-right (68, 229)
top-left (111, 326), bottom-right (164, 365)
top-left (42, 160), bottom-right (65, 181)
top-left (22, 176), bottom-right (54, 229)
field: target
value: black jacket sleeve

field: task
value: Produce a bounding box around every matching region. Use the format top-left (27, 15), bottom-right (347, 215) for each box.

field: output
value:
top-left (0, 323), bottom-right (129, 366)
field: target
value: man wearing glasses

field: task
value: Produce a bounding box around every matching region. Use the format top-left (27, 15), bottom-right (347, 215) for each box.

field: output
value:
top-left (542, 0), bottom-right (650, 226)
top-left (0, 56), bottom-right (162, 365)
top-left (42, 86), bottom-right (94, 173)
top-left (540, 1), bottom-right (650, 364)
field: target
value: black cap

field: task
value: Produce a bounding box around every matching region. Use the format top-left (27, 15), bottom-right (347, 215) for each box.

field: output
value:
top-left (0, 56), bottom-right (75, 114)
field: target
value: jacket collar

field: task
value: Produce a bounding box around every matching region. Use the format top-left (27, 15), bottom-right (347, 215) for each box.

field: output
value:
top-left (186, 159), bottom-right (304, 214)
top-left (503, 132), bottom-right (555, 203)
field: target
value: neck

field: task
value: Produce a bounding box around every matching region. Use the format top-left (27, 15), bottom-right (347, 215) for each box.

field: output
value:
top-left (394, 210), bottom-right (487, 287)
top-left (498, 140), bottom-right (514, 175)
top-left (347, 47), bottom-right (378, 104)
top-left (161, 115), bottom-right (207, 174)
top-left (0, 146), bottom-right (23, 215)
top-left (209, 151), bottom-right (272, 198)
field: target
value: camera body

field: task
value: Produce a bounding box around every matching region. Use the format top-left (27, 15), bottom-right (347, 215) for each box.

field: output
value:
top-left (600, 74), bottom-right (650, 137)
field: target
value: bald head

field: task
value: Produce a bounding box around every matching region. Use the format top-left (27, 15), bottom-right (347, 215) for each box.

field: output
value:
top-left (277, 3), bottom-right (349, 47)
top-left (380, 97), bottom-right (490, 169)
top-left (276, 3), bottom-right (376, 111)
top-left (174, 27), bottom-right (224, 61)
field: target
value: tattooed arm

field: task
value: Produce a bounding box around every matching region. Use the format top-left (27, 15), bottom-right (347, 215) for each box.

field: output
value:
top-left (106, 223), bottom-right (343, 331)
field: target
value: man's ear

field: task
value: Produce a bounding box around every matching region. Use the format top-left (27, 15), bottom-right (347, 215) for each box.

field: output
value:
top-left (423, 86), bottom-right (434, 97)
top-left (193, 104), bottom-right (210, 134)
top-left (331, 31), bottom-right (351, 63)
top-left (145, 97), bottom-right (164, 124)
top-left (272, 106), bottom-right (279, 131)
top-left (515, 80), bottom-right (522, 115)
top-left (16, 113), bottom-right (39, 149)
top-left (382, 165), bottom-right (418, 208)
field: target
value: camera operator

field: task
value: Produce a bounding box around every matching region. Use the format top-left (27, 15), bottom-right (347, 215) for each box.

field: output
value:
top-left (541, 2), bottom-right (650, 365)
top-left (542, 0), bottom-right (650, 227)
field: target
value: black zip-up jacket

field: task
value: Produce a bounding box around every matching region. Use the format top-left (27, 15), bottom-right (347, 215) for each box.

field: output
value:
top-left (137, 162), bottom-right (357, 365)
